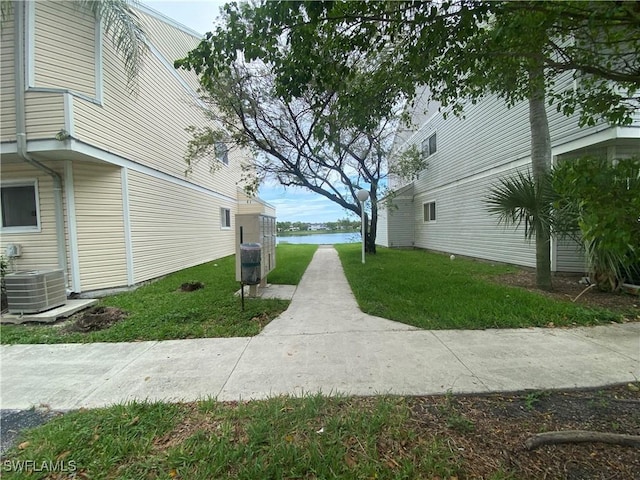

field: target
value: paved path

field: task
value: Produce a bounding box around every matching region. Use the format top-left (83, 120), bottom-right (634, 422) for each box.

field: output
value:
top-left (1, 246), bottom-right (638, 410)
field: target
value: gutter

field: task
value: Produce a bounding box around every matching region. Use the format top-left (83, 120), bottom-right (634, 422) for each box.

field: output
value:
top-left (13, 0), bottom-right (69, 286)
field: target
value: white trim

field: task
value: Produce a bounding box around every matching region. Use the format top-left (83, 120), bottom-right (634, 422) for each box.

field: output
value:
top-left (26, 0), bottom-right (35, 88)
top-left (26, 86), bottom-right (102, 106)
top-left (1, 143), bottom-right (18, 155)
top-left (422, 201), bottom-right (436, 223)
top-left (63, 160), bottom-right (81, 292)
top-left (95, 16), bottom-right (104, 103)
top-left (414, 156), bottom-right (532, 199)
top-left (552, 126), bottom-right (639, 156)
top-left (0, 178), bottom-right (42, 233)
top-left (121, 168), bottom-right (135, 285)
top-left (220, 207), bottom-right (232, 229)
top-left (26, 138), bottom-right (238, 203)
top-left (63, 92), bottom-right (75, 137)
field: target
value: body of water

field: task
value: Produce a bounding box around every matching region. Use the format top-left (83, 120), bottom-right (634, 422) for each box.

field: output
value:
top-left (277, 232), bottom-right (361, 244)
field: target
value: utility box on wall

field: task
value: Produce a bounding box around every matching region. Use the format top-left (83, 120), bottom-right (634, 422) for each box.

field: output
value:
top-left (235, 214), bottom-right (277, 285)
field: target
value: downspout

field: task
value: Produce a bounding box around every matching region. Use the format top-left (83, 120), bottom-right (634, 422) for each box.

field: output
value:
top-left (14, 0), bottom-right (69, 285)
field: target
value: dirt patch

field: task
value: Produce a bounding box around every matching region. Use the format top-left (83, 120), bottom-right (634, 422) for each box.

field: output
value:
top-left (494, 270), bottom-right (640, 319)
top-left (409, 383), bottom-right (640, 479)
top-left (64, 306), bottom-right (127, 333)
top-left (179, 282), bottom-right (204, 292)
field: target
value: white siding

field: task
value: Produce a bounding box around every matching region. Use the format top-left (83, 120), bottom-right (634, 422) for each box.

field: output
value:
top-left (72, 162), bottom-right (128, 290)
top-left (413, 165), bottom-right (537, 267)
top-left (33, 1), bottom-right (96, 97)
top-left (376, 208), bottom-right (389, 247)
top-left (127, 170), bottom-right (237, 284)
top-left (556, 237), bottom-right (586, 273)
top-left (387, 196), bottom-right (415, 248)
top-left (398, 70), bottom-right (628, 269)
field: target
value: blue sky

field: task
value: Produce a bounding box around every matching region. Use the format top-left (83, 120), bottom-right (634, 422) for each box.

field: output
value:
top-left (143, 0), bottom-right (356, 223)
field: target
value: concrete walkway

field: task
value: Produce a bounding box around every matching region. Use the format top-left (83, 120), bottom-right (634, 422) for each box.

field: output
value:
top-left (1, 246), bottom-right (638, 410)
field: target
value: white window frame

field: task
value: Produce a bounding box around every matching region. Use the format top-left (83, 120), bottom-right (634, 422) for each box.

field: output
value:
top-left (421, 133), bottom-right (437, 158)
top-left (220, 207), bottom-right (231, 229)
top-left (423, 201), bottom-right (436, 223)
top-left (1, 179), bottom-right (42, 233)
top-left (215, 142), bottom-right (229, 166)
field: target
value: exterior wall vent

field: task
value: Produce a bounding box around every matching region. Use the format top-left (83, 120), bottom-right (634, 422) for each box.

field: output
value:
top-left (5, 269), bottom-right (67, 314)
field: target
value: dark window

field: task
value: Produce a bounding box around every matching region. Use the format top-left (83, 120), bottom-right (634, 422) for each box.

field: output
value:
top-left (421, 133), bottom-right (437, 157)
top-left (215, 142), bottom-right (229, 165)
top-left (221, 208), bottom-right (231, 228)
top-left (1, 184), bottom-right (38, 228)
top-left (423, 201), bottom-right (436, 222)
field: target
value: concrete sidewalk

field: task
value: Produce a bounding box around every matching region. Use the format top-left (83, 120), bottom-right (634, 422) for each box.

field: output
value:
top-left (1, 246), bottom-right (638, 410)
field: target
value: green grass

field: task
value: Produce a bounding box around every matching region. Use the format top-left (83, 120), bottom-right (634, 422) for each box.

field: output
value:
top-left (268, 244), bottom-right (318, 284)
top-left (0, 396), bottom-right (461, 480)
top-left (335, 244), bottom-right (622, 329)
top-left (0, 245), bottom-right (315, 344)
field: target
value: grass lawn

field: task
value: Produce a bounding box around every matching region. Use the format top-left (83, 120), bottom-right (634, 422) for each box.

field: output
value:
top-left (0, 245), bottom-right (317, 344)
top-left (0, 396), bottom-right (465, 480)
top-left (335, 244), bottom-right (622, 329)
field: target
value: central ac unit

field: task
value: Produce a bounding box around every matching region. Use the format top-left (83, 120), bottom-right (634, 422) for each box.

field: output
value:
top-left (5, 269), bottom-right (67, 314)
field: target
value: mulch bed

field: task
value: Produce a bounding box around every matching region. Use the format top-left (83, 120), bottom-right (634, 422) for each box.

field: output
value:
top-left (409, 383), bottom-right (640, 479)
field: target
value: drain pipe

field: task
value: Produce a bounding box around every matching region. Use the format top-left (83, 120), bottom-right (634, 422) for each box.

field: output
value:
top-left (14, 1), bottom-right (69, 284)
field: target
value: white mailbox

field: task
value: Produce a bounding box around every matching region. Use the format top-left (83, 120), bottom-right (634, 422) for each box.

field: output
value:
top-left (235, 214), bottom-right (276, 285)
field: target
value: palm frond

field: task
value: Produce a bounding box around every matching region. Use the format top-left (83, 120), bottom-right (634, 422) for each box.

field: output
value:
top-left (485, 170), bottom-right (554, 240)
top-left (76, 0), bottom-right (147, 92)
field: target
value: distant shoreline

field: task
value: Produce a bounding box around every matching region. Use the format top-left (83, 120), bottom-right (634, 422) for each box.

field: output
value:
top-left (278, 229), bottom-right (359, 237)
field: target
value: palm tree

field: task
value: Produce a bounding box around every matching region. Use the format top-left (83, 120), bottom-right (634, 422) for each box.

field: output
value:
top-left (1, 0), bottom-right (147, 90)
top-left (485, 170), bottom-right (556, 290)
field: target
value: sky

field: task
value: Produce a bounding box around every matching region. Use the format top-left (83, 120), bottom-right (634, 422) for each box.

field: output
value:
top-left (142, 0), bottom-right (357, 223)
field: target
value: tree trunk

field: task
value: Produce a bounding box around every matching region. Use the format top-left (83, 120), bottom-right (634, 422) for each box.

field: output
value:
top-left (367, 186), bottom-right (378, 254)
top-left (528, 60), bottom-right (553, 291)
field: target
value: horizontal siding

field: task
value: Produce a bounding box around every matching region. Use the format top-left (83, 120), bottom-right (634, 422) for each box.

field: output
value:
top-left (127, 170), bottom-right (237, 283)
top-left (34, 1), bottom-right (96, 97)
top-left (72, 7), bottom-right (249, 199)
top-left (400, 70), bottom-right (624, 270)
top-left (376, 208), bottom-right (389, 247)
top-left (72, 162), bottom-right (128, 290)
top-left (1, 12), bottom-right (16, 142)
top-left (413, 166), bottom-right (537, 268)
top-left (138, 9), bottom-right (202, 93)
top-left (387, 197), bottom-right (415, 247)
top-left (24, 91), bottom-right (65, 139)
top-left (0, 162), bottom-right (63, 274)
top-left (556, 237), bottom-right (586, 273)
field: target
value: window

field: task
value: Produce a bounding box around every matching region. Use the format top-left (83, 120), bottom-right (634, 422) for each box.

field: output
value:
top-left (423, 201), bottom-right (436, 222)
top-left (220, 208), bottom-right (231, 229)
top-left (215, 142), bottom-right (229, 165)
top-left (421, 133), bottom-right (437, 157)
top-left (1, 181), bottom-right (40, 231)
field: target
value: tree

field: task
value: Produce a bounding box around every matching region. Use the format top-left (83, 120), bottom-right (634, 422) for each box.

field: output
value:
top-left (176, 59), bottom-right (425, 253)
top-left (2, 0), bottom-right (147, 90)
top-left (552, 157), bottom-right (640, 291)
top-left (179, 0), bottom-right (638, 289)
